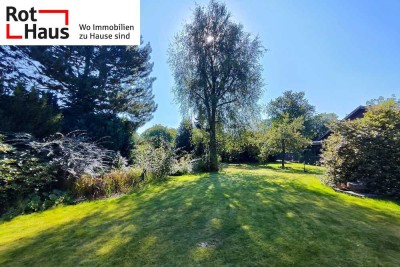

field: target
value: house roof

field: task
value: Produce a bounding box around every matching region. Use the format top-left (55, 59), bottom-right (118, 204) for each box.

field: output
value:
top-left (315, 105), bottom-right (368, 142)
top-left (343, 106), bottom-right (367, 120)
top-left (316, 130), bottom-right (332, 141)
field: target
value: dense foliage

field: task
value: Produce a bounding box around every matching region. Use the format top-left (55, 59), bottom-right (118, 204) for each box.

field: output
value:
top-left (0, 134), bottom-right (58, 215)
top-left (267, 91), bottom-right (315, 123)
top-left (0, 44), bottom-right (157, 155)
top-left (310, 112), bottom-right (338, 140)
top-left (175, 119), bottom-right (195, 154)
top-left (46, 45), bottom-right (157, 154)
top-left (136, 126), bottom-right (197, 179)
top-left (0, 43), bottom-right (158, 217)
top-left (0, 132), bottom-right (123, 217)
top-left (220, 128), bottom-right (261, 163)
top-left (135, 143), bottom-right (175, 180)
top-left (141, 124), bottom-right (177, 148)
top-left (322, 99), bottom-right (400, 196)
top-left (260, 115), bottom-right (311, 168)
top-left (266, 90), bottom-right (338, 140)
top-left (0, 85), bottom-right (62, 138)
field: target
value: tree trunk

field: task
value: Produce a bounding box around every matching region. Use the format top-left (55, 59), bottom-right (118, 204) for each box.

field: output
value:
top-left (281, 138), bottom-right (285, 169)
top-left (209, 110), bottom-right (218, 172)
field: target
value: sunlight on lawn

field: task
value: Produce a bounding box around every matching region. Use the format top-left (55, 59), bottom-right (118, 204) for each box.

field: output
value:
top-left (0, 163), bottom-right (399, 266)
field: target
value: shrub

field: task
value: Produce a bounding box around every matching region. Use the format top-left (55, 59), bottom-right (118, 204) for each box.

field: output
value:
top-left (63, 113), bottom-right (136, 158)
top-left (103, 168), bottom-right (142, 195)
top-left (172, 153), bottom-right (193, 175)
top-left (322, 99), bottom-right (400, 196)
top-left (72, 168), bottom-right (142, 200)
top-left (33, 132), bottom-right (117, 180)
top-left (1, 190), bottom-right (72, 220)
top-left (222, 143), bottom-right (260, 163)
top-left (135, 143), bottom-right (175, 180)
top-left (0, 135), bottom-right (58, 214)
top-left (220, 128), bottom-right (261, 163)
top-left (190, 158), bottom-right (208, 173)
top-left (0, 135), bottom-right (12, 153)
top-left (191, 128), bottom-right (209, 158)
top-left (0, 132), bottom-right (121, 216)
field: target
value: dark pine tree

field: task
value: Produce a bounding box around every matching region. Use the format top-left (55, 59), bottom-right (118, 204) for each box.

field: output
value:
top-left (1, 42), bottom-right (158, 155)
top-left (175, 119), bottom-right (194, 154)
top-left (0, 84), bottom-right (62, 138)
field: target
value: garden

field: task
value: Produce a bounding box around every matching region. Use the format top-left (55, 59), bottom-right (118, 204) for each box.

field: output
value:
top-left (1, 163), bottom-right (399, 266)
top-left (0, 0), bottom-right (399, 266)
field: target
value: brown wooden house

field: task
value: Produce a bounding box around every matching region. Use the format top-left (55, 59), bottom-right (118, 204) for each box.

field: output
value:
top-left (309, 106), bottom-right (368, 164)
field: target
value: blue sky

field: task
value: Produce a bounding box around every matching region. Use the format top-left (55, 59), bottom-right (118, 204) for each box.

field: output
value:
top-left (139, 0), bottom-right (400, 132)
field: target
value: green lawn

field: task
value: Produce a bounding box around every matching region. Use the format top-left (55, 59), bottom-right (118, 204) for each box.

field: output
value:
top-left (1, 163), bottom-right (399, 266)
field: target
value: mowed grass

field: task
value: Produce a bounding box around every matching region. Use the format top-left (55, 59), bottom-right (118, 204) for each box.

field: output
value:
top-left (0, 163), bottom-right (399, 266)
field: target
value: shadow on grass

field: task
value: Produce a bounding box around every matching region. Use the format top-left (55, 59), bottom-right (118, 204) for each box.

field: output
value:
top-left (227, 162), bottom-right (325, 175)
top-left (0, 169), bottom-right (399, 266)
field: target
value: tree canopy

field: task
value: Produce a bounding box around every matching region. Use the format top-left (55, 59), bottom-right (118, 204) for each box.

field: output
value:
top-left (266, 90), bottom-right (315, 122)
top-left (266, 90), bottom-right (338, 140)
top-left (260, 115), bottom-right (311, 168)
top-left (0, 43), bottom-right (157, 155)
top-left (168, 0), bottom-right (265, 171)
top-left (141, 124), bottom-right (177, 148)
top-left (27, 44), bottom-right (157, 130)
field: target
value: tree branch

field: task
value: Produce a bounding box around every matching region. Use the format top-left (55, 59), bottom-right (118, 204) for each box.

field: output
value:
top-left (193, 90), bottom-right (205, 102)
top-left (217, 98), bottom-right (238, 107)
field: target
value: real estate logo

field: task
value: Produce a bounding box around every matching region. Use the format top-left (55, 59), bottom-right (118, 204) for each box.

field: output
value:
top-left (6, 7), bottom-right (69, 40)
top-left (0, 0), bottom-right (140, 45)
